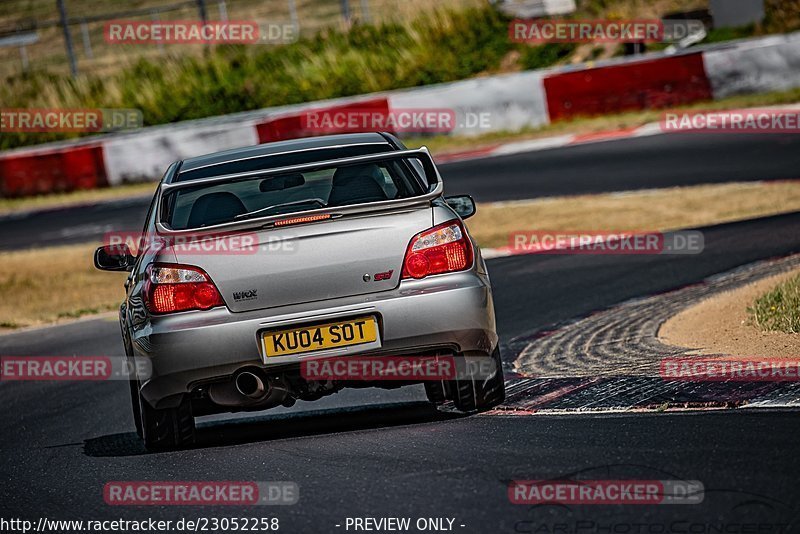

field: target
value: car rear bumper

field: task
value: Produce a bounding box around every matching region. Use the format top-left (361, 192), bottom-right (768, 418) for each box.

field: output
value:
top-left (132, 270), bottom-right (497, 408)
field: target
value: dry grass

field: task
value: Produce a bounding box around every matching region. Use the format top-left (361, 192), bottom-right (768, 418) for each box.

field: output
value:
top-left (660, 268), bottom-right (800, 357)
top-left (0, 243), bottom-right (125, 330)
top-left (467, 181), bottom-right (800, 248)
top-left (0, 182), bottom-right (157, 215)
top-left (3, 180), bottom-right (800, 330)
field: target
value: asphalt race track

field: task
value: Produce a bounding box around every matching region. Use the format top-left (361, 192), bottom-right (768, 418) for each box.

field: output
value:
top-left (443, 131), bottom-right (800, 201)
top-left (1, 132), bottom-right (800, 250)
top-left (1, 134), bottom-right (800, 530)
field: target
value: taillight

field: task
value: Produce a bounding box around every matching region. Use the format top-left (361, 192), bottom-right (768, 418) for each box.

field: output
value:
top-left (144, 264), bottom-right (224, 314)
top-left (402, 220), bottom-right (474, 279)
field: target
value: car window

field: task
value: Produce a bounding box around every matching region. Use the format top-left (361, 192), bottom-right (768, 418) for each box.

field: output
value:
top-left (176, 144), bottom-right (393, 181)
top-left (164, 160), bottom-right (425, 230)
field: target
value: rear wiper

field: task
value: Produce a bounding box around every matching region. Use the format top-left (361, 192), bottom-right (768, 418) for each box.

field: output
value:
top-left (233, 198), bottom-right (327, 222)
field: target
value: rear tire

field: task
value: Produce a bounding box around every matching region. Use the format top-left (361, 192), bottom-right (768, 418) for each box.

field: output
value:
top-left (451, 348), bottom-right (506, 413)
top-left (139, 393), bottom-right (196, 451)
top-left (424, 381), bottom-right (447, 405)
top-left (129, 377), bottom-right (143, 438)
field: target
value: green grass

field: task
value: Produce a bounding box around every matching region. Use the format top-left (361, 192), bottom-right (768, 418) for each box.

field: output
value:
top-left (704, 25), bottom-right (759, 44)
top-left (1, 5), bottom-right (555, 151)
top-left (748, 274), bottom-right (800, 334)
top-left (1, 1), bottom-right (798, 153)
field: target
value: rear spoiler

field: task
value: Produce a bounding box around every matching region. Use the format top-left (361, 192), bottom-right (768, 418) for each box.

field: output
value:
top-left (155, 147), bottom-right (444, 235)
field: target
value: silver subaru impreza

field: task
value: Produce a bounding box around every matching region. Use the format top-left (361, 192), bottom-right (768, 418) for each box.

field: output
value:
top-left (95, 132), bottom-right (504, 450)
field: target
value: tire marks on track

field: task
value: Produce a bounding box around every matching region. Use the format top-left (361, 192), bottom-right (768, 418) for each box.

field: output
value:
top-left (513, 254), bottom-right (800, 377)
top-left (487, 254), bottom-right (800, 414)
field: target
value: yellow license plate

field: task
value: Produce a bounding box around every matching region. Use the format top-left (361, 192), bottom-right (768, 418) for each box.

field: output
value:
top-left (262, 316), bottom-right (378, 358)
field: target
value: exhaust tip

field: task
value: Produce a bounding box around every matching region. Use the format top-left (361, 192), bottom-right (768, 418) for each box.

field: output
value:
top-left (235, 371), bottom-right (266, 399)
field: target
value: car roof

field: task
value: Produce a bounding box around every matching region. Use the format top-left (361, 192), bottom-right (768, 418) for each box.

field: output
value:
top-left (175, 132), bottom-right (397, 180)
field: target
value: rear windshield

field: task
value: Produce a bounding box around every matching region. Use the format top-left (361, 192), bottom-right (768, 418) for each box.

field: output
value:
top-left (163, 159), bottom-right (426, 230)
top-left (176, 144), bottom-right (393, 182)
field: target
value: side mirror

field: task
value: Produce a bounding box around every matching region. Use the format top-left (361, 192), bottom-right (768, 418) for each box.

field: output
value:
top-left (445, 195), bottom-right (476, 220)
top-left (94, 244), bottom-right (136, 272)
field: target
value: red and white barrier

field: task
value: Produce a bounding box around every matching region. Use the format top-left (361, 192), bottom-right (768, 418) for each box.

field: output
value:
top-left (103, 119), bottom-right (259, 186)
top-left (702, 32), bottom-right (800, 99)
top-left (543, 53), bottom-right (712, 120)
top-left (388, 71), bottom-right (550, 136)
top-left (256, 97), bottom-right (391, 143)
top-left (1, 32), bottom-right (798, 197)
top-left (0, 143), bottom-right (107, 197)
